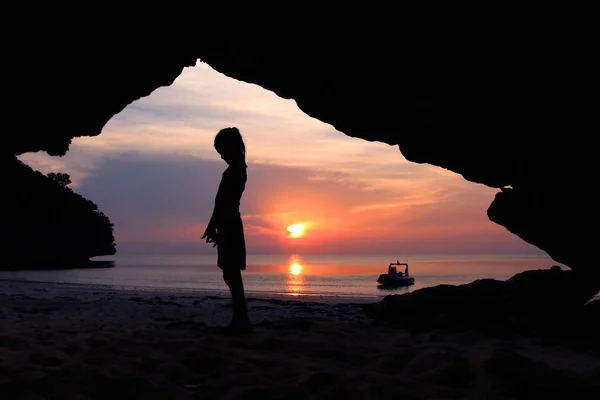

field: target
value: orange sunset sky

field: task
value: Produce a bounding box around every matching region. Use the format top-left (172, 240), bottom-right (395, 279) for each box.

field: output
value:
top-left (20, 62), bottom-right (544, 256)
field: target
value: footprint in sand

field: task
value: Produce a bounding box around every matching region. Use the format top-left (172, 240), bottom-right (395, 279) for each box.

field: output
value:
top-left (85, 337), bottom-right (107, 348)
top-left (301, 371), bottom-right (338, 392)
top-left (30, 352), bottom-right (63, 367)
top-left (59, 344), bottom-right (81, 356)
top-left (0, 335), bottom-right (30, 351)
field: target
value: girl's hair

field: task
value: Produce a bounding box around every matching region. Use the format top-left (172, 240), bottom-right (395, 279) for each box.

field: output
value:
top-left (214, 127), bottom-right (246, 157)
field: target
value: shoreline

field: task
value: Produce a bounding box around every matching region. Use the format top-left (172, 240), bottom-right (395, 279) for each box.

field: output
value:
top-left (3, 275), bottom-right (598, 299)
top-left (0, 278), bottom-right (382, 305)
top-left (2, 277), bottom-right (599, 305)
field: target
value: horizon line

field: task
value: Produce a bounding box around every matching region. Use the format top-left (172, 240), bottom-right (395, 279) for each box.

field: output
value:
top-left (95, 250), bottom-right (552, 258)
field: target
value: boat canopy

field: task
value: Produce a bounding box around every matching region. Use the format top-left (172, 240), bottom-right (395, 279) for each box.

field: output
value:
top-left (388, 261), bottom-right (409, 276)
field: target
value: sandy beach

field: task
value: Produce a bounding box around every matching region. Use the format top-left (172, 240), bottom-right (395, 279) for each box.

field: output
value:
top-left (1, 280), bottom-right (599, 400)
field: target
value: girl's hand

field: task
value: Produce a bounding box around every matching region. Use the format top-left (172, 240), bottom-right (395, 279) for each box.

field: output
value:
top-left (201, 226), bottom-right (219, 247)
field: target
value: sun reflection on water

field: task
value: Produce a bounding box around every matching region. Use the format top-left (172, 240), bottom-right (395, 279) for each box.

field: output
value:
top-left (286, 254), bottom-right (305, 295)
top-left (289, 263), bottom-right (302, 275)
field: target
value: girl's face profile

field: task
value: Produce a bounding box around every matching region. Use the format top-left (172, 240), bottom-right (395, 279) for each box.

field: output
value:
top-left (219, 151), bottom-right (230, 164)
top-left (217, 147), bottom-right (238, 165)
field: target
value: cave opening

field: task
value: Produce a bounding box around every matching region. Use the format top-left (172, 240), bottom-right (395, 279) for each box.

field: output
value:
top-left (13, 61), bottom-right (557, 283)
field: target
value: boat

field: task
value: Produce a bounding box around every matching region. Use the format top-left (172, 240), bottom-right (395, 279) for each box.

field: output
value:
top-left (377, 260), bottom-right (415, 287)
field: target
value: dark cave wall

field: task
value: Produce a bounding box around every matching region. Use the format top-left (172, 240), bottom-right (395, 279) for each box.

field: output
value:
top-left (4, 26), bottom-right (596, 294)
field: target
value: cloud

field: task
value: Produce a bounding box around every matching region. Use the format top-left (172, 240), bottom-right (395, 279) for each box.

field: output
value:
top-left (67, 152), bottom-right (385, 253)
top-left (44, 150), bottom-right (537, 255)
top-left (16, 62), bottom-right (545, 256)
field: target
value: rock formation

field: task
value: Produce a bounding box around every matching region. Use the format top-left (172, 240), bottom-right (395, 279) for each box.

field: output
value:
top-left (365, 266), bottom-right (600, 347)
top-left (1, 157), bottom-right (115, 268)
top-left (4, 22), bottom-right (597, 298)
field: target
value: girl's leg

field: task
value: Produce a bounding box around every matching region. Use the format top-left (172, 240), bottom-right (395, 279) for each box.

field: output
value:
top-left (223, 268), bottom-right (251, 330)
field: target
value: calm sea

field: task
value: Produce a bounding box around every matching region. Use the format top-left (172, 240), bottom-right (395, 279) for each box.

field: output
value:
top-left (0, 253), bottom-right (570, 301)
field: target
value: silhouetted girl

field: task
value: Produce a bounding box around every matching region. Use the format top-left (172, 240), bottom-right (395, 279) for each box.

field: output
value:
top-left (202, 127), bottom-right (251, 334)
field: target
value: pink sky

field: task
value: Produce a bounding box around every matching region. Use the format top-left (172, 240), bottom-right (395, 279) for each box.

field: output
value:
top-left (20, 62), bottom-right (544, 256)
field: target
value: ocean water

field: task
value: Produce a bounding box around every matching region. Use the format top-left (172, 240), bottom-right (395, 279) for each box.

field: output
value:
top-left (0, 253), bottom-right (566, 301)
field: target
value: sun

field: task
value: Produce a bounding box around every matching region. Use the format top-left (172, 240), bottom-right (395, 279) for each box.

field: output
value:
top-left (286, 224), bottom-right (305, 238)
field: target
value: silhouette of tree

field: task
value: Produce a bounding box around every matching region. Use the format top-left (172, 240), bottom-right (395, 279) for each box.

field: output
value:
top-left (3, 157), bottom-right (116, 266)
top-left (48, 172), bottom-right (72, 188)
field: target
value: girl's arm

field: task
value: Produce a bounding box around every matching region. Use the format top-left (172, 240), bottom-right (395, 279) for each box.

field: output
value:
top-left (207, 206), bottom-right (220, 231)
top-left (208, 173), bottom-right (227, 230)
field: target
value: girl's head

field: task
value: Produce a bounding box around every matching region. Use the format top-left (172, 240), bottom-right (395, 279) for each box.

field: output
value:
top-left (214, 127), bottom-right (246, 164)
